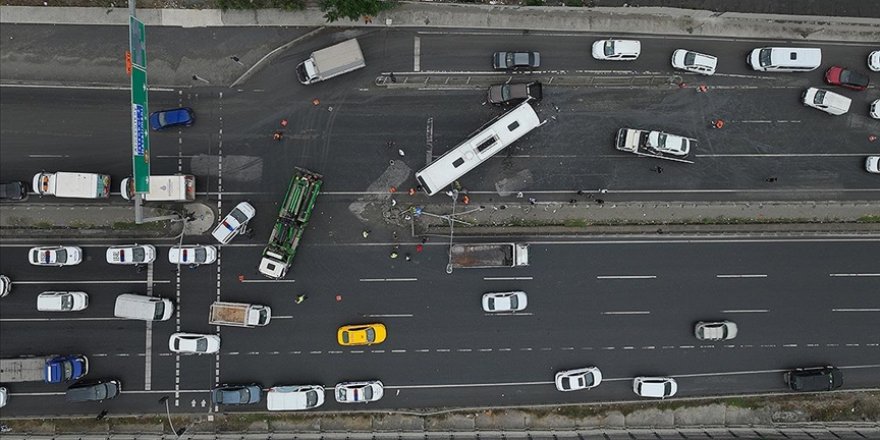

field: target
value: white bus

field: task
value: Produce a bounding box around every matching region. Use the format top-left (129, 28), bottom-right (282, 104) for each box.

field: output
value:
top-left (415, 101), bottom-right (541, 196)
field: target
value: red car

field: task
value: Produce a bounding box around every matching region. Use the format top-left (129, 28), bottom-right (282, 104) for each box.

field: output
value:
top-left (824, 66), bottom-right (869, 91)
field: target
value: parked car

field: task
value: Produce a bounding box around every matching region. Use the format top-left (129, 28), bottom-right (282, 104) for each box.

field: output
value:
top-left (337, 323), bottom-right (387, 346)
top-left (168, 333), bottom-right (221, 354)
top-left (870, 99), bottom-right (880, 119)
top-left (592, 40), bottom-right (640, 60)
top-left (37, 291), bottom-right (89, 312)
top-left (492, 51), bottom-right (540, 70)
top-left (487, 81), bottom-right (543, 105)
top-left (212, 201), bottom-right (256, 244)
top-left (784, 366), bottom-right (843, 391)
top-left (212, 384), bottom-right (262, 405)
top-left (149, 107), bottom-right (194, 131)
top-left (335, 380), bottom-right (384, 403)
top-left (633, 377), bottom-right (677, 398)
top-left (0, 274), bottom-right (10, 298)
top-left (801, 88), bottom-right (851, 116)
top-left (670, 49), bottom-right (717, 75)
top-left (168, 245), bottom-right (217, 266)
top-left (869, 51), bottom-right (880, 72)
top-left (106, 244), bottom-right (156, 265)
top-left (0, 181), bottom-right (28, 201)
top-left (867, 156), bottom-right (880, 174)
top-left (555, 367), bottom-right (602, 392)
top-left (694, 321), bottom-right (738, 341)
top-left (482, 291), bottom-right (528, 312)
top-left (646, 131), bottom-right (694, 156)
top-left (0, 386), bottom-right (7, 408)
top-left (266, 385), bottom-right (324, 411)
top-left (66, 379), bottom-right (121, 402)
top-left (824, 66), bottom-right (869, 91)
top-left (28, 246), bottom-right (82, 266)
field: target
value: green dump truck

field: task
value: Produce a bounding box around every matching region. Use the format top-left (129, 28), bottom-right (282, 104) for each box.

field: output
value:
top-left (258, 168), bottom-right (322, 279)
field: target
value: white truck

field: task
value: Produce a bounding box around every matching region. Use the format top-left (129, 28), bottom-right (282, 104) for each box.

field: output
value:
top-left (451, 243), bottom-right (529, 269)
top-left (209, 301), bottom-right (271, 328)
top-left (120, 175), bottom-right (196, 202)
top-left (615, 128), bottom-right (696, 163)
top-left (296, 38), bottom-right (366, 85)
top-left (32, 171), bottom-right (111, 199)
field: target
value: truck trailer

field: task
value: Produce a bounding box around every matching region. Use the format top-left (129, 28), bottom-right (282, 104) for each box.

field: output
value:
top-left (258, 168), bottom-right (323, 279)
top-left (120, 174), bottom-right (196, 202)
top-left (615, 128), bottom-right (695, 163)
top-left (0, 355), bottom-right (88, 383)
top-left (32, 171), bottom-right (111, 199)
top-left (296, 39), bottom-right (366, 85)
top-left (209, 301), bottom-right (272, 327)
top-left (451, 243), bottom-right (530, 269)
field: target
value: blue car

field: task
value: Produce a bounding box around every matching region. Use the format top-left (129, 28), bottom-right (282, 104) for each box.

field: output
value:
top-left (149, 107), bottom-right (195, 131)
top-left (45, 355), bottom-right (89, 384)
top-left (211, 384), bottom-right (262, 405)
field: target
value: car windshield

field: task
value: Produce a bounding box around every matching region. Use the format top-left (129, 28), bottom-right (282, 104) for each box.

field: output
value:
top-left (341, 332), bottom-right (350, 343)
top-left (131, 248), bottom-right (145, 262)
top-left (172, 339), bottom-right (180, 350)
top-left (604, 41), bottom-right (615, 56)
top-left (158, 112), bottom-right (170, 125)
top-left (505, 53), bottom-right (515, 65)
top-left (306, 390), bottom-right (318, 406)
top-left (758, 48), bottom-right (772, 66)
top-left (583, 374), bottom-right (593, 386)
top-left (95, 385), bottom-right (108, 400)
top-left (487, 298), bottom-right (495, 309)
top-left (236, 389), bottom-right (249, 402)
top-left (657, 133), bottom-right (668, 146)
top-left (230, 209), bottom-right (249, 223)
top-left (813, 90), bottom-right (826, 105)
top-left (840, 70), bottom-right (867, 85)
top-left (509, 296), bottom-right (518, 309)
top-left (56, 250), bottom-right (68, 263)
top-left (684, 52), bottom-right (696, 65)
top-left (195, 338), bottom-right (208, 352)
top-left (365, 328), bottom-right (375, 342)
top-left (361, 386), bottom-right (373, 400)
top-left (153, 302), bottom-right (165, 320)
top-left (664, 382), bottom-right (672, 394)
top-left (501, 85), bottom-right (512, 101)
top-left (192, 248), bottom-right (207, 262)
top-left (61, 294), bottom-right (73, 310)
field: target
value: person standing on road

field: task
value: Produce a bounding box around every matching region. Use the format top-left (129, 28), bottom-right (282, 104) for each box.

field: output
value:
top-left (294, 294), bottom-right (307, 304)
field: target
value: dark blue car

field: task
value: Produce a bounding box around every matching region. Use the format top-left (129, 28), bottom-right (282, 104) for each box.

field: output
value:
top-left (149, 107), bottom-right (195, 131)
top-left (45, 355), bottom-right (89, 384)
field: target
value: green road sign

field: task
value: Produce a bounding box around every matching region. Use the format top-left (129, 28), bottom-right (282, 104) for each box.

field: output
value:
top-left (130, 16), bottom-right (150, 193)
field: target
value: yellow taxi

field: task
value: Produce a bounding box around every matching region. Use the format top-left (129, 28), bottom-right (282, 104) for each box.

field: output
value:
top-left (337, 323), bottom-right (387, 346)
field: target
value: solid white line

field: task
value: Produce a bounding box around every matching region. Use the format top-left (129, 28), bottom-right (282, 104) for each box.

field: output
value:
top-left (0, 317), bottom-right (127, 322)
top-left (716, 274), bottom-right (768, 278)
top-left (9, 280), bottom-right (171, 284)
top-left (389, 380), bottom-right (551, 390)
top-left (697, 153), bottom-right (872, 157)
top-left (28, 154), bottom-right (69, 158)
top-left (832, 308), bottom-right (880, 312)
top-left (602, 311), bottom-right (650, 315)
top-left (240, 279), bottom-right (296, 283)
top-left (597, 275), bottom-right (657, 279)
top-left (365, 314), bottom-right (414, 318)
top-left (484, 312), bottom-right (534, 317)
top-left (271, 315), bottom-right (294, 319)
top-left (144, 320), bottom-right (153, 391)
top-left (829, 273), bottom-right (880, 277)
top-left (360, 278), bottom-right (419, 282)
top-left (0, 83), bottom-right (176, 92)
top-left (484, 277), bottom-right (534, 281)
top-left (722, 309), bottom-right (770, 313)
top-left (413, 36), bottom-right (421, 72)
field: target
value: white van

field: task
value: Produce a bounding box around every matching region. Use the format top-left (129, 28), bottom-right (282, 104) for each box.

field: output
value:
top-left (120, 175), bottom-right (195, 202)
top-left (802, 87), bottom-right (851, 115)
top-left (266, 385), bottom-right (325, 411)
top-left (747, 47), bottom-right (821, 72)
top-left (114, 293), bottom-right (174, 321)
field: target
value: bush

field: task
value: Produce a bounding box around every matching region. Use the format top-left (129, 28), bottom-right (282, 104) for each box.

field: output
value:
top-left (525, 0), bottom-right (544, 5)
top-left (217, 0), bottom-right (304, 11)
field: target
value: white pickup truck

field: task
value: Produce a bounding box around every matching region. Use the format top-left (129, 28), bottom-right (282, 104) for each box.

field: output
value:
top-left (209, 302), bottom-right (271, 328)
top-left (615, 128), bottom-right (696, 163)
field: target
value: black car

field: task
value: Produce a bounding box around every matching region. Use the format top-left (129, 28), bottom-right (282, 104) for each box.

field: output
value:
top-left (492, 51), bottom-right (540, 70)
top-left (0, 181), bottom-right (28, 201)
top-left (487, 81), bottom-right (543, 105)
top-left (784, 366), bottom-right (843, 392)
top-left (66, 379), bottom-right (121, 402)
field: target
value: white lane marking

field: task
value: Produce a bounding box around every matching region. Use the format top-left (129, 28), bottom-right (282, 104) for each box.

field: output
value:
top-left (829, 273), bottom-right (880, 277)
top-left (602, 311), bottom-right (651, 315)
top-left (390, 380), bottom-right (551, 390)
top-left (484, 277), bottom-right (533, 281)
top-left (0, 317), bottom-right (126, 322)
top-left (0, 83), bottom-right (175, 92)
top-left (365, 314), bottom-right (414, 318)
top-left (722, 309), bottom-right (770, 313)
top-left (697, 153), bottom-right (872, 157)
top-left (716, 274), bottom-right (767, 278)
top-left (413, 36), bottom-right (420, 72)
top-left (145, 320), bottom-right (153, 391)
top-left (360, 278), bottom-right (418, 282)
top-left (240, 279), bottom-right (296, 283)
top-left (832, 308), bottom-right (880, 312)
top-left (596, 275), bottom-right (657, 279)
top-left (271, 315), bottom-right (294, 319)
top-left (484, 312), bottom-right (534, 316)
top-left (9, 280), bottom-right (171, 284)
top-left (28, 154), bottom-right (69, 158)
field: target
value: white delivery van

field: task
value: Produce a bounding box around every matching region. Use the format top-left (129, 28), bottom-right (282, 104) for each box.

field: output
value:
top-left (266, 385), bottom-right (325, 411)
top-left (114, 293), bottom-right (174, 321)
top-left (32, 171), bottom-right (111, 199)
top-left (120, 175), bottom-right (195, 202)
top-left (747, 47), bottom-right (821, 72)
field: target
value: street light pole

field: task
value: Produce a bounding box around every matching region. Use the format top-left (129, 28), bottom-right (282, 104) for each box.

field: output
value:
top-left (445, 189), bottom-right (459, 274)
top-left (158, 396), bottom-right (185, 438)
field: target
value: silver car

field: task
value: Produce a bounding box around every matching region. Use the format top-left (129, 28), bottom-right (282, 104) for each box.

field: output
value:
top-left (482, 291), bottom-right (528, 312)
top-left (555, 366), bottom-right (602, 392)
top-left (335, 380), bottom-right (384, 403)
top-left (694, 321), bottom-right (738, 341)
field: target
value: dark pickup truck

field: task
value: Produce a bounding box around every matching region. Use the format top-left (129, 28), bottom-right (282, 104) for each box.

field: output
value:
top-left (487, 81), bottom-right (543, 105)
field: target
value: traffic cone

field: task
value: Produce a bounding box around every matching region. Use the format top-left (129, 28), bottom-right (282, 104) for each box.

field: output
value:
top-left (238, 275), bottom-right (244, 282)
top-left (408, 188), bottom-right (416, 196)
top-left (390, 186), bottom-right (397, 193)
top-left (280, 119), bottom-right (288, 127)
top-left (869, 135), bottom-right (877, 142)
top-left (462, 195), bottom-right (470, 204)
top-left (312, 98), bottom-right (320, 106)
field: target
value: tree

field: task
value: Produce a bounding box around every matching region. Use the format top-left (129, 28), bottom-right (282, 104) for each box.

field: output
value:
top-left (320, 0), bottom-right (396, 23)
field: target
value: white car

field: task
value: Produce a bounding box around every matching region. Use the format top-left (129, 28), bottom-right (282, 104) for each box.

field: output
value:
top-left (866, 156), bottom-right (880, 174)
top-left (671, 49), bottom-right (717, 75)
top-left (694, 321), bottom-right (738, 341)
top-left (482, 291), bottom-right (528, 312)
top-left (555, 366), bottom-right (602, 392)
top-left (802, 87), bottom-right (851, 116)
top-left (37, 291), bottom-right (89, 312)
top-left (28, 246), bottom-right (82, 266)
top-left (0, 274), bottom-right (10, 298)
top-left (266, 385), bottom-right (325, 411)
top-left (212, 201), bottom-right (256, 244)
top-left (646, 131), bottom-right (694, 156)
top-left (168, 245), bottom-right (217, 266)
top-left (168, 333), bottom-right (221, 354)
top-left (335, 380), bottom-right (384, 403)
top-left (592, 40), bottom-right (640, 61)
top-left (0, 386), bottom-right (7, 408)
top-left (633, 376), bottom-right (678, 398)
top-left (106, 244), bottom-right (156, 265)
top-left (869, 50), bottom-right (880, 72)
top-left (870, 99), bottom-right (879, 119)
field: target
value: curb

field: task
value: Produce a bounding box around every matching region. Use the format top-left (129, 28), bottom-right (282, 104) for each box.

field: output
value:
top-left (426, 222), bottom-right (880, 236)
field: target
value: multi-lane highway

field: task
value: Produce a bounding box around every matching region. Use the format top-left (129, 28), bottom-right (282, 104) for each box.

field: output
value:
top-left (1, 26), bottom-right (879, 417)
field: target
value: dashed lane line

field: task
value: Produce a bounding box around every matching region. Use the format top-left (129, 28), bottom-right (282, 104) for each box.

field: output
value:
top-left (484, 276), bottom-right (534, 281)
top-left (829, 273), bottom-right (880, 277)
top-left (360, 278), bottom-right (419, 282)
top-left (240, 279), bottom-right (296, 283)
top-left (833, 308), bottom-right (880, 312)
top-left (8, 280), bottom-right (171, 284)
top-left (602, 311), bottom-right (651, 315)
top-left (596, 275), bottom-right (657, 280)
top-left (365, 314), bottom-right (414, 318)
top-left (0, 317), bottom-right (126, 322)
top-left (716, 274), bottom-right (768, 278)
top-left (722, 309), bottom-right (770, 313)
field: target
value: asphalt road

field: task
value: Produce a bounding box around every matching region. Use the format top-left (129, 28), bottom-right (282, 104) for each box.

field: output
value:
top-left (1, 27), bottom-right (879, 416)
